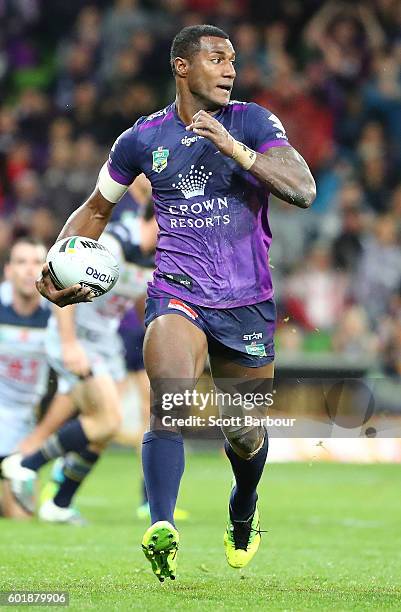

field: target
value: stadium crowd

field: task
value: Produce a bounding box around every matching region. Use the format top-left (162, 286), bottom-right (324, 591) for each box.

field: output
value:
top-left (1, 0), bottom-right (401, 374)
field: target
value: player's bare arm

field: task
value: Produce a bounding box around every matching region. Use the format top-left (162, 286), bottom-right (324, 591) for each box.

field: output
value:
top-left (36, 189), bottom-right (115, 306)
top-left (57, 188), bottom-right (114, 242)
top-left (55, 304), bottom-right (91, 377)
top-left (186, 110), bottom-right (316, 209)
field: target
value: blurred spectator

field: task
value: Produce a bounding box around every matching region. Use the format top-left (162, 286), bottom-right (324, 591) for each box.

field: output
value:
top-left (311, 158), bottom-right (355, 215)
top-left (6, 141), bottom-right (33, 185)
top-left (332, 305), bottom-right (378, 358)
top-left (100, 0), bottom-right (150, 82)
top-left (304, 2), bottom-right (384, 85)
top-left (29, 207), bottom-right (58, 247)
top-left (106, 48), bottom-right (142, 94)
top-left (332, 204), bottom-right (367, 273)
top-left (276, 324), bottom-right (305, 353)
top-left (68, 135), bottom-right (101, 202)
top-left (363, 48), bottom-right (401, 164)
top-left (357, 121), bottom-right (394, 213)
top-left (269, 198), bottom-right (311, 290)
top-left (375, 0), bottom-right (401, 43)
top-left (16, 89), bottom-right (51, 148)
top-left (73, 5), bottom-right (102, 51)
top-left (48, 117), bottom-right (74, 145)
top-left (233, 23), bottom-right (267, 73)
top-left (99, 83), bottom-right (157, 143)
top-left (283, 243), bottom-right (348, 332)
top-left (11, 170), bottom-right (48, 232)
top-left (354, 215), bottom-right (401, 324)
top-left (0, 107), bottom-right (18, 155)
top-left (55, 43), bottom-right (96, 109)
top-left (255, 53), bottom-right (334, 172)
top-left (0, 219), bottom-right (12, 270)
top-left (380, 283), bottom-right (401, 377)
top-left (42, 141), bottom-right (76, 221)
top-left (390, 184), bottom-right (401, 234)
top-left (68, 82), bottom-right (101, 139)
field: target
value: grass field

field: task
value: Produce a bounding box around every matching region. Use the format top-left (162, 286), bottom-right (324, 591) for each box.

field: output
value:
top-left (1, 450), bottom-right (401, 611)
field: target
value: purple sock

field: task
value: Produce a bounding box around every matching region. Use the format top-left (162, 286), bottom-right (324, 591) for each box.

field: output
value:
top-left (142, 430), bottom-right (184, 525)
top-left (224, 431), bottom-right (269, 520)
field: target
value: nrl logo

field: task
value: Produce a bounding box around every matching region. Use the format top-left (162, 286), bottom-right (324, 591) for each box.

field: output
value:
top-left (152, 146), bottom-right (169, 173)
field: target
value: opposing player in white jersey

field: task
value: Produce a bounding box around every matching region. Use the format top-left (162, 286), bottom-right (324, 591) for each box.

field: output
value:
top-left (3, 217), bottom-right (156, 521)
top-left (0, 238), bottom-right (49, 518)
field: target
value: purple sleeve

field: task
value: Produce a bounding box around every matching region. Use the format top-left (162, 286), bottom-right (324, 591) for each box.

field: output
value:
top-left (107, 126), bottom-right (141, 186)
top-left (245, 103), bottom-right (290, 153)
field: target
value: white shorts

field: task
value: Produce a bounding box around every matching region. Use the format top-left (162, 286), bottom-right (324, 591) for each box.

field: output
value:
top-left (46, 331), bottom-right (127, 395)
top-left (0, 405), bottom-right (35, 456)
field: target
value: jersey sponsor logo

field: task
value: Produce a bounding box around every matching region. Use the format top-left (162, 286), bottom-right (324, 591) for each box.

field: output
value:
top-left (172, 165), bottom-right (213, 199)
top-left (168, 197), bottom-right (230, 229)
top-left (245, 342), bottom-right (267, 358)
top-left (167, 298), bottom-right (198, 320)
top-left (243, 332), bottom-right (263, 341)
top-left (152, 146), bottom-right (169, 173)
top-left (181, 135), bottom-right (203, 147)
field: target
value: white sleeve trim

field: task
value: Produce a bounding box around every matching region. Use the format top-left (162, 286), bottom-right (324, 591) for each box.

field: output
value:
top-left (98, 163), bottom-right (129, 203)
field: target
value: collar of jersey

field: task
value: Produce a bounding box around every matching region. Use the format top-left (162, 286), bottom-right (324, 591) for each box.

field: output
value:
top-left (172, 101), bottom-right (225, 129)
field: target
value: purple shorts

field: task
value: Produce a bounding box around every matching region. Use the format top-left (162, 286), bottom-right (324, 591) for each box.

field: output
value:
top-left (145, 289), bottom-right (276, 368)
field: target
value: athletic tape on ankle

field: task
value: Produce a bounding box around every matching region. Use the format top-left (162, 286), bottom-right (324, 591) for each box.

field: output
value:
top-left (231, 140), bottom-right (257, 170)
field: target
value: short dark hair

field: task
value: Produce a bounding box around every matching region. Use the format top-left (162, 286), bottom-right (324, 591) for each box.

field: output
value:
top-left (170, 25), bottom-right (229, 75)
top-left (7, 237), bottom-right (46, 262)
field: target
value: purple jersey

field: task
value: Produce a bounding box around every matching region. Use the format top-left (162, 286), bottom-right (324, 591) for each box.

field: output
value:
top-left (107, 101), bottom-right (289, 308)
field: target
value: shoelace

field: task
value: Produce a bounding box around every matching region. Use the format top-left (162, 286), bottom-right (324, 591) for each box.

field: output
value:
top-left (231, 518), bottom-right (267, 551)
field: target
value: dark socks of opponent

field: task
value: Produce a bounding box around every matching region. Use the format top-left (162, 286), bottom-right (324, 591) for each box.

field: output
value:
top-left (21, 419), bottom-right (90, 471)
top-left (142, 430), bottom-right (184, 525)
top-left (224, 431), bottom-right (269, 521)
top-left (53, 448), bottom-right (100, 508)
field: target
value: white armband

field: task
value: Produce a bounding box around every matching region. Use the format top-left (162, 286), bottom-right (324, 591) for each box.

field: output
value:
top-left (98, 163), bottom-right (129, 203)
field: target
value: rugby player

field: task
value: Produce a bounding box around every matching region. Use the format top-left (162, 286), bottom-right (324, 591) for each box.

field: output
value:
top-left (0, 238), bottom-right (49, 518)
top-left (21, 25), bottom-right (315, 579)
top-left (3, 218), bottom-right (156, 521)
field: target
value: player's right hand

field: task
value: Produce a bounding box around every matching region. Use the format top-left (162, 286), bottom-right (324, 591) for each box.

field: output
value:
top-left (36, 263), bottom-right (94, 307)
top-left (62, 339), bottom-right (91, 377)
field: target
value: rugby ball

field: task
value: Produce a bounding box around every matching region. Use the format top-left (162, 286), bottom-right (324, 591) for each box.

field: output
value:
top-left (46, 236), bottom-right (119, 298)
